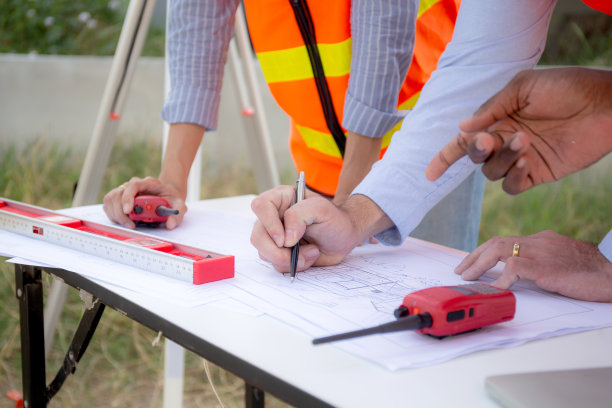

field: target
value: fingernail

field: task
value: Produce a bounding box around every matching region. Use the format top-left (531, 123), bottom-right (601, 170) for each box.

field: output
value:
top-left (123, 203), bottom-right (131, 214)
top-left (298, 257), bottom-right (305, 268)
top-left (475, 137), bottom-right (486, 152)
top-left (166, 218), bottom-right (176, 230)
top-left (516, 157), bottom-right (526, 168)
top-left (122, 222), bottom-right (134, 229)
top-left (510, 136), bottom-right (523, 151)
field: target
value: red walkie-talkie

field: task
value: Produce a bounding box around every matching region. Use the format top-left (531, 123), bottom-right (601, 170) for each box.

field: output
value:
top-left (313, 283), bottom-right (515, 344)
top-left (129, 195), bottom-right (179, 225)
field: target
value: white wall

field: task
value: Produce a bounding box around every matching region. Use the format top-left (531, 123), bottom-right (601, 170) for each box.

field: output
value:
top-left (0, 54), bottom-right (292, 175)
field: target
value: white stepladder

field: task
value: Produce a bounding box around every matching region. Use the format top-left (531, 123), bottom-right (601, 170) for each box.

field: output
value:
top-left (43, 1), bottom-right (279, 406)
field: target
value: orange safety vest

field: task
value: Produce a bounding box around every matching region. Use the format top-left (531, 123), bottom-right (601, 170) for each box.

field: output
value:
top-left (244, 0), bottom-right (459, 196)
top-left (582, 0), bottom-right (612, 14)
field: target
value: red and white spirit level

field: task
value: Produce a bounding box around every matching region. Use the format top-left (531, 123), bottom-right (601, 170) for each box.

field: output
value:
top-left (313, 283), bottom-right (516, 343)
top-left (0, 197), bottom-right (234, 285)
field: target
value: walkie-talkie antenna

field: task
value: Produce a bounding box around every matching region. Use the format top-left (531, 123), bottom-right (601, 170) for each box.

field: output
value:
top-left (313, 313), bottom-right (433, 345)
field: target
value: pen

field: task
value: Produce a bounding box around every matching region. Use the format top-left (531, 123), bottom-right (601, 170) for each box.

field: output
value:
top-left (290, 171), bottom-right (305, 282)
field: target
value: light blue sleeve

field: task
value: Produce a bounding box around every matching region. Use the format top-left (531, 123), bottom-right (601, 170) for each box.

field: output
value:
top-left (342, 0), bottom-right (418, 138)
top-left (352, 0), bottom-right (557, 245)
top-left (161, 0), bottom-right (239, 131)
top-left (598, 229), bottom-right (612, 263)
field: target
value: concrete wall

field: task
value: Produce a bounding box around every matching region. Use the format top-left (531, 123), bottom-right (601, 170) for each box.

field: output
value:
top-left (0, 54), bottom-right (293, 175)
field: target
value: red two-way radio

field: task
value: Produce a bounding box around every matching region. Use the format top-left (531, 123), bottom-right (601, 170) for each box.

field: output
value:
top-left (313, 283), bottom-right (516, 344)
top-left (129, 195), bottom-right (179, 225)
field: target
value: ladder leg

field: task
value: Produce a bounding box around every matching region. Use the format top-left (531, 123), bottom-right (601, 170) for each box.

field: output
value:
top-left (43, 0), bottom-right (157, 356)
top-left (163, 339), bottom-right (185, 408)
top-left (232, 4), bottom-right (280, 192)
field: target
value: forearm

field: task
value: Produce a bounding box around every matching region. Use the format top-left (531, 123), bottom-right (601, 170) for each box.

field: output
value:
top-left (159, 123), bottom-right (206, 199)
top-left (591, 69), bottom-right (612, 151)
top-left (333, 131), bottom-right (383, 204)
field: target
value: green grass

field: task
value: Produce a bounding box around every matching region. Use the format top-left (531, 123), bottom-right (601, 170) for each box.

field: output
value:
top-left (479, 156), bottom-right (612, 245)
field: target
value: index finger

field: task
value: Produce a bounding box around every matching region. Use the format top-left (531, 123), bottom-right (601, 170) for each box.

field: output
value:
top-left (425, 132), bottom-right (473, 181)
top-left (251, 186), bottom-right (296, 248)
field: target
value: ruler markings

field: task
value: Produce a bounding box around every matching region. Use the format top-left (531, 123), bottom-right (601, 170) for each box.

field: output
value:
top-left (0, 197), bottom-right (234, 284)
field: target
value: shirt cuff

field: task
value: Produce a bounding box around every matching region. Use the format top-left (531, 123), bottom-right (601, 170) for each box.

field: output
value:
top-left (161, 84), bottom-right (221, 131)
top-left (598, 229), bottom-right (612, 263)
top-left (342, 90), bottom-right (406, 138)
top-left (352, 156), bottom-right (477, 246)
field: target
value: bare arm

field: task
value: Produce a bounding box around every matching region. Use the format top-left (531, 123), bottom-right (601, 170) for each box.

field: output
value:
top-left (102, 123), bottom-right (204, 229)
top-left (333, 131), bottom-right (383, 205)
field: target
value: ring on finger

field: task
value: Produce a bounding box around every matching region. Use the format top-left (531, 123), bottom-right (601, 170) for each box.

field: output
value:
top-left (512, 242), bottom-right (520, 257)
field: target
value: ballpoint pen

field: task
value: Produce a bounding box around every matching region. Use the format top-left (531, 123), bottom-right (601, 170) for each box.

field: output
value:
top-left (290, 171), bottom-right (305, 282)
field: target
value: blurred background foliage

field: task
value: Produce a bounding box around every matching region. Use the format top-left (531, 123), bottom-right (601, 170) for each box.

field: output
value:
top-left (1, 1), bottom-right (610, 64)
top-left (0, 0), bottom-right (164, 56)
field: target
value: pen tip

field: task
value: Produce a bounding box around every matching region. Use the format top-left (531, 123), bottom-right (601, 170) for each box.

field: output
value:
top-left (291, 277), bottom-right (295, 283)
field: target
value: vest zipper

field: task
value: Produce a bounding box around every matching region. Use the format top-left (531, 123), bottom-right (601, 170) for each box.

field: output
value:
top-left (289, 0), bottom-right (346, 156)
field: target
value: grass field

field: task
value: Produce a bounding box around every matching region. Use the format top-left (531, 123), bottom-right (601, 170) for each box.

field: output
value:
top-left (1, 139), bottom-right (611, 407)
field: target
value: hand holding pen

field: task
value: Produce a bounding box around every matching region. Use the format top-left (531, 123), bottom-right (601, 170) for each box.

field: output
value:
top-left (290, 171), bottom-right (306, 282)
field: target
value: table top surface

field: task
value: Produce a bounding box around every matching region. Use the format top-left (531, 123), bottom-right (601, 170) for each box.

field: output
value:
top-left (11, 196), bottom-right (612, 407)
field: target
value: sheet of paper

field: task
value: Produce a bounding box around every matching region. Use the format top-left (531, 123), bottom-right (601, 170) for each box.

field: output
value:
top-left (231, 243), bottom-right (612, 369)
top-left (2, 197), bottom-right (612, 370)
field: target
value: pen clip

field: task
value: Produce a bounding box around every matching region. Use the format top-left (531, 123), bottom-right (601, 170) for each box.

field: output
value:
top-left (295, 171), bottom-right (305, 205)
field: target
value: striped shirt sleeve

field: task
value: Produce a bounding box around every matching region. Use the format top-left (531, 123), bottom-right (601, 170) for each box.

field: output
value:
top-left (342, 0), bottom-right (418, 138)
top-left (161, 0), bottom-right (239, 131)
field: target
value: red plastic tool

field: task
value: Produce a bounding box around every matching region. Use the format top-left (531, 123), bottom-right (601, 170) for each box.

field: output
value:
top-left (129, 195), bottom-right (179, 224)
top-left (313, 283), bottom-right (516, 343)
top-left (0, 197), bottom-right (233, 285)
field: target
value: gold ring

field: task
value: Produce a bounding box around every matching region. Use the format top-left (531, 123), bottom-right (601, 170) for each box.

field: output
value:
top-left (512, 242), bottom-right (520, 257)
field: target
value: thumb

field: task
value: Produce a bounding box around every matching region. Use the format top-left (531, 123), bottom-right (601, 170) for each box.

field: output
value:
top-left (460, 81), bottom-right (519, 133)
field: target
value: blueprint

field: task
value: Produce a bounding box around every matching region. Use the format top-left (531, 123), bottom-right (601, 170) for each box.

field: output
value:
top-left (2, 197), bottom-right (612, 370)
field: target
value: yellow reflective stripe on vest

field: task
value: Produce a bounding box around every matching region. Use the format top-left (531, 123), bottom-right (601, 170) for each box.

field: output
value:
top-left (258, 0), bottom-right (438, 84)
top-left (296, 124), bottom-right (344, 158)
top-left (257, 38), bottom-right (352, 83)
top-left (419, 0), bottom-right (440, 17)
top-left (297, 91), bottom-right (421, 157)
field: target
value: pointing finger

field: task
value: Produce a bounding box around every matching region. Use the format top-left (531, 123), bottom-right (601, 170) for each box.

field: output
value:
top-left (425, 131), bottom-right (475, 181)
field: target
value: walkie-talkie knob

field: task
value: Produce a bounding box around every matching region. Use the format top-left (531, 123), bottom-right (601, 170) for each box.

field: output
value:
top-left (156, 206), bottom-right (179, 217)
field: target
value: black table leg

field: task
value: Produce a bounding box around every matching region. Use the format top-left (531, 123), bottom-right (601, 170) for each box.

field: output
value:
top-left (245, 382), bottom-right (265, 408)
top-left (16, 264), bottom-right (106, 406)
top-left (16, 264), bottom-right (47, 408)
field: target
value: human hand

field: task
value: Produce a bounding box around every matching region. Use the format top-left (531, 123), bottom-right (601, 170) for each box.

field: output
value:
top-left (250, 186), bottom-right (362, 273)
top-left (455, 230), bottom-right (612, 302)
top-left (103, 176), bottom-right (187, 230)
top-left (426, 68), bottom-right (612, 194)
